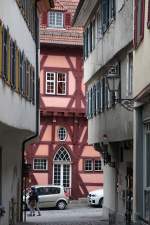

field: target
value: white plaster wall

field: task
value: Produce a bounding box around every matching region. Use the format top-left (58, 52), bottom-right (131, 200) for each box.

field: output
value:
top-left (0, 132), bottom-right (24, 225)
top-left (0, 0), bottom-right (36, 132)
top-left (84, 0), bottom-right (133, 83)
top-left (87, 53), bottom-right (133, 145)
top-left (133, 0), bottom-right (150, 98)
top-left (103, 165), bottom-right (116, 217)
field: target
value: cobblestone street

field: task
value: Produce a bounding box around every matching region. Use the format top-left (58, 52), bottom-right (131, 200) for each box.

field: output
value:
top-left (20, 202), bottom-right (108, 225)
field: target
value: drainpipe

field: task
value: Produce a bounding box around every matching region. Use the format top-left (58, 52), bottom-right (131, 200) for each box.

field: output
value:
top-left (20, 1), bottom-right (39, 221)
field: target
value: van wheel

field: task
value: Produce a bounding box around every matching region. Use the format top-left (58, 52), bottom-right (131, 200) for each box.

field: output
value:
top-left (99, 197), bottom-right (103, 208)
top-left (57, 200), bottom-right (66, 210)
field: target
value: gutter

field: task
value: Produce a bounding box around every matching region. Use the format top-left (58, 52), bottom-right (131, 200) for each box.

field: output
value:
top-left (20, 1), bottom-right (40, 221)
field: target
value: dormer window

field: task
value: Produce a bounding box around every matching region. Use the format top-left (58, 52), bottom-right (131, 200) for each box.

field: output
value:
top-left (48, 11), bottom-right (64, 28)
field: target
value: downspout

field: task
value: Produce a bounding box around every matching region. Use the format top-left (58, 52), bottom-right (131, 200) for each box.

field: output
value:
top-left (20, 1), bottom-right (39, 221)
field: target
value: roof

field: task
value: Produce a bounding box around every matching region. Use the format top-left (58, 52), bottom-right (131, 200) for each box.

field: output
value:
top-left (40, 0), bottom-right (83, 46)
top-left (36, 0), bottom-right (55, 12)
top-left (72, 0), bottom-right (85, 26)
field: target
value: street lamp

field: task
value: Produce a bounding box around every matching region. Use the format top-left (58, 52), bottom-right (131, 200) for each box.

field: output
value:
top-left (106, 64), bottom-right (133, 111)
top-left (106, 65), bottom-right (120, 92)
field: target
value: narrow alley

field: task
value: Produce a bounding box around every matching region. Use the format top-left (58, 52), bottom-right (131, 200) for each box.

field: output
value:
top-left (21, 202), bottom-right (108, 225)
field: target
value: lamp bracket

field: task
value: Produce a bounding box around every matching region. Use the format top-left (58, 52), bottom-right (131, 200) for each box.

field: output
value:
top-left (120, 99), bottom-right (134, 111)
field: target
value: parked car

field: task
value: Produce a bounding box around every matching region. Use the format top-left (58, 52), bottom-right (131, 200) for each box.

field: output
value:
top-left (87, 189), bottom-right (103, 207)
top-left (23, 185), bottom-right (69, 210)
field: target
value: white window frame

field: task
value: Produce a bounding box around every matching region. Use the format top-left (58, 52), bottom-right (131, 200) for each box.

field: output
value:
top-left (126, 52), bottom-right (133, 97)
top-left (46, 72), bottom-right (55, 95)
top-left (57, 73), bottom-right (67, 95)
top-left (48, 11), bottom-right (64, 28)
top-left (33, 158), bottom-right (48, 171)
top-left (46, 72), bottom-right (67, 95)
top-left (53, 148), bottom-right (72, 188)
top-left (94, 160), bottom-right (102, 171)
top-left (84, 159), bottom-right (93, 171)
top-left (58, 127), bottom-right (67, 141)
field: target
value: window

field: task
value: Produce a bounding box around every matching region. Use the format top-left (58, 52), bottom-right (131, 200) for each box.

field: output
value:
top-left (134, 0), bottom-right (145, 48)
top-left (48, 11), bottom-right (64, 28)
top-left (84, 160), bottom-right (93, 171)
top-left (0, 19), bottom-right (35, 104)
top-left (36, 187), bottom-right (60, 196)
top-left (53, 147), bottom-right (71, 188)
top-left (46, 72), bottom-right (67, 95)
top-left (84, 19), bottom-right (96, 59)
top-left (57, 73), bottom-right (66, 95)
top-left (102, 0), bottom-right (115, 34)
top-left (54, 147), bottom-right (70, 161)
top-left (16, 0), bottom-right (36, 40)
top-left (94, 160), bottom-right (102, 171)
top-left (84, 159), bottom-right (103, 172)
top-left (96, 7), bottom-right (102, 42)
top-left (58, 127), bottom-right (67, 141)
top-left (46, 72), bottom-right (55, 94)
top-left (126, 52), bottom-right (133, 96)
top-left (33, 159), bottom-right (48, 170)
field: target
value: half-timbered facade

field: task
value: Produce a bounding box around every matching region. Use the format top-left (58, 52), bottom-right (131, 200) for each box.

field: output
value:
top-left (26, 0), bottom-right (103, 199)
top-left (0, 1), bottom-right (54, 225)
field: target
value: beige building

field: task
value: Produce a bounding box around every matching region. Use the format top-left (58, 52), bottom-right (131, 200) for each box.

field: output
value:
top-left (0, 1), bottom-right (54, 225)
top-left (73, 0), bottom-right (133, 225)
top-left (133, 0), bottom-right (150, 223)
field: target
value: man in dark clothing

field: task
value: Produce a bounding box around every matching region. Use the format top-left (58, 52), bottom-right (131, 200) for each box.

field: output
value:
top-left (28, 187), bottom-right (41, 216)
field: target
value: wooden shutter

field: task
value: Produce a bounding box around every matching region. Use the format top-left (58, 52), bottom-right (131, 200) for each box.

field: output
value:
top-left (90, 22), bottom-right (92, 52)
top-left (26, 60), bottom-right (30, 99)
top-left (64, 12), bottom-right (71, 28)
top-left (7, 29), bottom-right (10, 84)
top-left (109, 0), bottom-right (115, 20)
top-left (147, 0), bottom-right (150, 28)
top-left (86, 91), bottom-right (89, 118)
top-left (101, 78), bottom-right (105, 112)
top-left (105, 77), bottom-right (108, 109)
top-left (15, 46), bottom-right (19, 91)
top-left (32, 68), bottom-right (35, 105)
top-left (12, 41), bottom-right (16, 89)
top-left (2, 26), bottom-right (7, 80)
top-left (85, 29), bottom-right (88, 58)
top-left (19, 51), bottom-right (23, 95)
top-left (96, 81), bottom-right (101, 113)
top-left (93, 85), bottom-right (96, 116)
top-left (83, 32), bottom-right (85, 60)
top-left (41, 13), bottom-right (48, 27)
top-left (0, 20), bottom-right (2, 78)
top-left (102, 0), bottom-right (109, 33)
top-left (134, 0), bottom-right (145, 48)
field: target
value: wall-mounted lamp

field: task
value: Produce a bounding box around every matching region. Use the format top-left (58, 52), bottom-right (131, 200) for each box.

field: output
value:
top-left (99, 135), bottom-right (115, 167)
top-left (106, 63), bottom-right (133, 111)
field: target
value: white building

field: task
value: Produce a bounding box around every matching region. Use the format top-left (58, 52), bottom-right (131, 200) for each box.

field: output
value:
top-left (73, 1), bottom-right (133, 225)
top-left (133, 0), bottom-right (150, 223)
top-left (0, 1), bottom-right (54, 225)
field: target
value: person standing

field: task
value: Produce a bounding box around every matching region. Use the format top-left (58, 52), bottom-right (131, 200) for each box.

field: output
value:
top-left (28, 187), bottom-right (41, 216)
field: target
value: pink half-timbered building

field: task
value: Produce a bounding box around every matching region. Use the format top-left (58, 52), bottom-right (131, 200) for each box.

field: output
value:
top-left (25, 0), bottom-right (103, 199)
